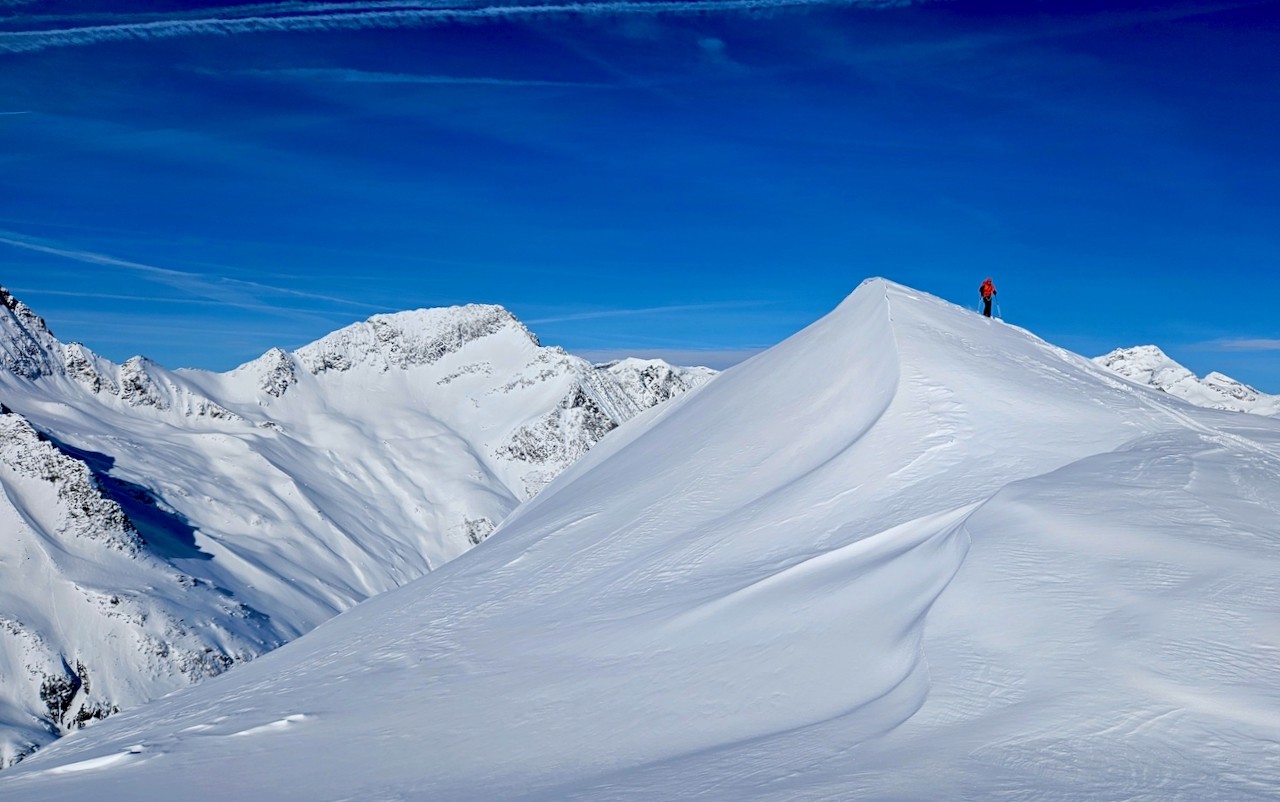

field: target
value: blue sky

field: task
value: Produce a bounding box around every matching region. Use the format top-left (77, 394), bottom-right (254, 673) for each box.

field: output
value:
top-left (2, 0), bottom-right (1278, 389)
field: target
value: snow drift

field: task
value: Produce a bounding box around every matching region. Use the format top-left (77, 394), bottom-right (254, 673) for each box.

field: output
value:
top-left (2, 279), bottom-right (1276, 801)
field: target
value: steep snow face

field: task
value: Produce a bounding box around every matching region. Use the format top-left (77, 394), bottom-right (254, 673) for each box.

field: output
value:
top-left (1096, 345), bottom-right (1280, 416)
top-left (5, 279), bottom-right (1275, 802)
top-left (0, 410), bottom-right (277, 769)
top-left (0, 286), bottom-right (712, 767)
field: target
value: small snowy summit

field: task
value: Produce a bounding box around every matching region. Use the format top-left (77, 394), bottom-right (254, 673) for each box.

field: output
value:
top-left (0, 284), bottom-right (711, 767)
top-left (3, 278), bottom-right (1277, 802)
top-left (1096, 344), bottom-right (1280, 416)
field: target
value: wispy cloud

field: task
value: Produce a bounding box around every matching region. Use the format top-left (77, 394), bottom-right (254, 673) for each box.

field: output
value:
top-left (7, 286), bottom-right (340, 314)
top-left (524, 301), bottom-right (766, 325)
top-left (1196, 338), bottom-right (1280, 352)
top-left (0, 0), bottom-right (917, 54)
top-left (222, 66), bottom-right (612, 88)
top-left (0, 232), bottom-right (391, 315)
top-left (0, 111), bottom-right (32, 115)
top-left (836, 1), bottom-right (1267, 67)
top-left (7, 0), bottom-right (470, 25)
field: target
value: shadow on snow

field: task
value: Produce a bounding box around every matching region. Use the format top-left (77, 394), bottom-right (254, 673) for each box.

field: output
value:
top-left (42, 434), bottom-right (213, 562)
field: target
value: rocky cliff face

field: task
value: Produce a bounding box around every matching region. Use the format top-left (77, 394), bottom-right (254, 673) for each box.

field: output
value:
top-left (0, 413), bottom-right (141, 555)
top-left (497, 357), bottom-right (715, 496)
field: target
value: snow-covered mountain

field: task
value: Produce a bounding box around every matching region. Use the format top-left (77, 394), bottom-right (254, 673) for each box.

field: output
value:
top-left (0, 408), bottom-right (278, 768)
top-left (1096, 344), bottom-right (1280, 416)
top-left (0, 284), bottom-right (712, 766)
top-left (3, 279), bottom-right (1275, 801)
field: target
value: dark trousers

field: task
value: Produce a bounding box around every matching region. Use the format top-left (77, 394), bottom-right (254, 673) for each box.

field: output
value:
top-left (982, 297), bottom-right (993, 317)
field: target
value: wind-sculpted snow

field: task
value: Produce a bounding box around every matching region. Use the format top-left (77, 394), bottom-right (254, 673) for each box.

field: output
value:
top-left (1096, 344), bottom-right (1280, 416)
top-left (5, 279), bottom-right (1274, 801)
top-left (0, 285), bottom-right (712, 766)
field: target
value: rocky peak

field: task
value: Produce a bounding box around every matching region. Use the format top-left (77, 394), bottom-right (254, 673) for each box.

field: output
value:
top-left (257, 347), bottom-right (298, 398)
top-left (0, 286), bottom-right (59, 380)
top-left (0, 285), bottom-right (52, 338)
top-left (1094, 345), bottom-right (1191, 387)
top-left (119, 356), bottom-right (165, 408)
top-left (61, 343), bottom-right (117, 395)
top-left (1201, 371), bottom-right (1261, 402)
top-left (1095, 345), bottom-right (1279, 416)
top-left (295, 304), bottom-right (536, 374)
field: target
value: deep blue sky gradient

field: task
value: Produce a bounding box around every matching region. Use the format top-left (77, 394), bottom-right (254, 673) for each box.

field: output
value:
top-left (2, 0), bottom-right (1278, 388)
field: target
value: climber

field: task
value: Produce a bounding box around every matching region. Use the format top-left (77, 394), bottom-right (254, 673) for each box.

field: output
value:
top-left (979, 277), bottom-right (997, 318)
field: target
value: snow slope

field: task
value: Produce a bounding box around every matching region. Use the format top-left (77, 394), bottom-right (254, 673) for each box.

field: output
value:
top-left (1096, 344), bottom-right (1280, 416)
top-left (0, 409), bottom-right (277, 768)
top-left (0, 285), bottom-right (711, 766)
top-left (2, 279), bottom-right (1276, 801)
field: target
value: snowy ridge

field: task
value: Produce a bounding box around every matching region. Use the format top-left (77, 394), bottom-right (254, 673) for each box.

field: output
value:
top-left (0, 285), bottom-right (712, 766)
top-left (4, 278), bottom-right (1275, 801)
top-left (0, 288), bottom-right (242, 422)
top-left (293, 304), bottom-right (531, 375)
top-left (1095, 344), bottom-right (1280, 416)
top-left (0, 285), bottom-right (59, 379)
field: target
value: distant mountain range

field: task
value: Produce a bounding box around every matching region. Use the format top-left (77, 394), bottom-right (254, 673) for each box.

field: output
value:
top-left (1094, 344), bottom-right (1279, 416)
top-left (0, 284), bottom-right (712, 767)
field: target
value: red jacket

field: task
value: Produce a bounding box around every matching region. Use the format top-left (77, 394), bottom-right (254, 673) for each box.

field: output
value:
top-left (980, 279), bottom-right (996, 300)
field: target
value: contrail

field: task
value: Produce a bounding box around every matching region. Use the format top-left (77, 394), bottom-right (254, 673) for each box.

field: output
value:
top-left (0, 0), bottom-right (915, 54)
top-left (226, 66), bottom-right (613, 87)
top-left (0, 233), bottom-right (391, 313)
